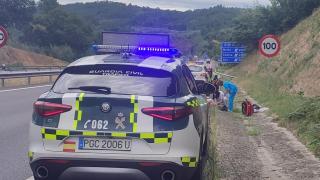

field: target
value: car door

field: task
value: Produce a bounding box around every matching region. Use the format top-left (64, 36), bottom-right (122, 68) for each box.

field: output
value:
top-left (181, 65), bottom-right (208, 140)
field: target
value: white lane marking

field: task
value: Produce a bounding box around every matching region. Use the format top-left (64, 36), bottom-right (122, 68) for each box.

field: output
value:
top-left (26, 176), bottom-right (34, 180)
top-left (0, 85), bottom-right (51, 93)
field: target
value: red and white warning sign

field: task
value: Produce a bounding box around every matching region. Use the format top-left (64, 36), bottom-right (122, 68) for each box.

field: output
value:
top-left (0, 26), bottom-right (8, 49)
top-left (259, 35), bottom-right (280, 58)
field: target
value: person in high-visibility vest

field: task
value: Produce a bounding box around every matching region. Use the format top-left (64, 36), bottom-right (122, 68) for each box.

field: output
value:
top-left (218, 80), bottom-right (238, 112)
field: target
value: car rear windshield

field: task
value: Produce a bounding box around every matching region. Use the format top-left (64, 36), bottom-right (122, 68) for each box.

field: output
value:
top-left (52, 64), bottom-right (177, 97)
top-left (188, 65), bottom-right (203, 72)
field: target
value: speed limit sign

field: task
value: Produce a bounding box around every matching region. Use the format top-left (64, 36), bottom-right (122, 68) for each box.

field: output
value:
top-left (259, 35), bottom-right (280, 58)
top-left (0, 26), bottom-right (8, 49)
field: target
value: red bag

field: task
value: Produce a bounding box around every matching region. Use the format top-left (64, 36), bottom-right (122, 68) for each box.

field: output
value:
top-left (242, 99), bottom-right (254, 116)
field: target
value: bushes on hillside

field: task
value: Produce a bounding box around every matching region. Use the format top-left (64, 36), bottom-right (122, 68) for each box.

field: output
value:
top-left (228, 0), bottom-right (320, 48)
top-left (288, 97), bottom-right (320, 157)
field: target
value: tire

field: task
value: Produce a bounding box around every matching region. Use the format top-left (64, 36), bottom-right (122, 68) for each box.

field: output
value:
top-left (202, 128), bottom-right (209, 157)
top-left (202, 112), bottom-right (210, 157)
top-left (191, 158), bottom-right (204, 180)
top-left (33, 176), bottom-right (41, 180)
top-left (192, 128), bottom-right (206, 180)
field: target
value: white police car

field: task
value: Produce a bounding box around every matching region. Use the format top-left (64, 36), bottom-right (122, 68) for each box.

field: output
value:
top-left (29, 33), bottom-right (213, 180)
top-left (187, 63), bottom-right (207, 81)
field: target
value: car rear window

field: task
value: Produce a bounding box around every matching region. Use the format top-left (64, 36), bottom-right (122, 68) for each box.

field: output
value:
top-left (188, 65), bottom-right (203, 72)
top-left (52, 64), bottom-right (177, 97)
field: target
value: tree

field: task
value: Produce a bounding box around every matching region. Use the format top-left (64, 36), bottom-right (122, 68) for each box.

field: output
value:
top-left (0, 0), bottom-right (36, 28)
top-left (270, 0), bottom-right (320, 30)
top-left (38, 0), bottom-right (59, 12)
top-left (23, 6), bottom-right (94, 60)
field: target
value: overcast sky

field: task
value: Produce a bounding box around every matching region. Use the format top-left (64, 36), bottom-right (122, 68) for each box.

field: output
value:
top-left (58, 0), bottom-right (271, 11)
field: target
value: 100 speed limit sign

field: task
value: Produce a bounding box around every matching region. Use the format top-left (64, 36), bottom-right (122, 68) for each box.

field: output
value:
top-left (0, 26), bottom-right (8, 49)
top-left (259, 35), bottom-right (280, 58)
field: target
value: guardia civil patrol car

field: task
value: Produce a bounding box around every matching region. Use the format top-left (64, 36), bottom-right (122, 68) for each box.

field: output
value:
top-left (29, 33), bottom-right (213, 180)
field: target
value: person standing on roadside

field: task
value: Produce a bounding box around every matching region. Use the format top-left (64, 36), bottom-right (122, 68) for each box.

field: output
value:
top-left (204, 61), bottom-right (212, 82)
top-left (211, 75), bottom-right (220, 100)
top-left (218, 80), bottom-right (238, 112)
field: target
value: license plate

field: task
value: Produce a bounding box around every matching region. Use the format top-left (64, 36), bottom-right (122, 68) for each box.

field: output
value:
top-left (79, 137), bottom-right (132, 151)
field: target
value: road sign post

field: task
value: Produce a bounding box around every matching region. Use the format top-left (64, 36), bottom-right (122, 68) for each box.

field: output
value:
top-left (259, 35), bottom-right (281, 58)
top-left (0, 26), bottom-right (8, 49)
top-left (220, 42), bottom-right (246, 64)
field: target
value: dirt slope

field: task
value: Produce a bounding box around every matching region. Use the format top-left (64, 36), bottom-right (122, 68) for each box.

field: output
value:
top-left (0, 46), bottom-right (66, 66)
top-left (230, 8), bottom-right (320, 97)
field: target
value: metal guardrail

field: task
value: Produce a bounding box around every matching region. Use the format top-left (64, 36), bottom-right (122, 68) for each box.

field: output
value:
top-left (4, 66), bottom-right (65, 71)
top-left (0, 70), bottom-right (63, 87)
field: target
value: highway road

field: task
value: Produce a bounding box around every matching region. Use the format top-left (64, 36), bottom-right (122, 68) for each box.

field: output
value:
top-left (0, 85), bottom-right (51, 180)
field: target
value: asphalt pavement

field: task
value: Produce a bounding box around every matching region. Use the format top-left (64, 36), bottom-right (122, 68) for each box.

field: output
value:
top-left (0, 85), bottom-right (51, 180)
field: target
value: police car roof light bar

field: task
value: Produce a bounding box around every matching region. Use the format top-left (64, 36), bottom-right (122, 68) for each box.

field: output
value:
top-left (92, 45), bottom-right (180, 57)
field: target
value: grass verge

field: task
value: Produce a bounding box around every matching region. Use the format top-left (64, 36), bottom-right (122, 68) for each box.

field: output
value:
top-left (235, 75), bottom-right (319, 157)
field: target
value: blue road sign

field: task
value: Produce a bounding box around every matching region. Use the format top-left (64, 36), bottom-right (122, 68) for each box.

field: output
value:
top-left (221, 48), bottom-right (246, 53)
top-left (221, 42), bottom-right (246, 63)
top-left (222, 42), bottom-right (243, 48)
top-left (221, 57), bottom-right (242, 63)
top-left (222, 53), bottom-right (246, 58)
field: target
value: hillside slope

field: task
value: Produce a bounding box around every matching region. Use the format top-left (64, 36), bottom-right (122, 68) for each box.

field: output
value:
top-left (0, 46), bottom-right (66, 66)
top-left (228, 9), bottom-right (320, 157)
top-left (231, 8), bottom-right (320, 97)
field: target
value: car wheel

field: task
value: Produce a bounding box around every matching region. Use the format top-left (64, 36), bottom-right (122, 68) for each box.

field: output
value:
top-left (191, 129), bottom-right (206, 180)
top-left (191, 158), bottom-right (204, 180)
top-left (202, 130), bottom-right (208, 157)
top-left (33, 176), bottom-right (41, 180)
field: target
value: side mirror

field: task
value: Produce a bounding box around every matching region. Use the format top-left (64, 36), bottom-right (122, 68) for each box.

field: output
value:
top-left (196, 80), bottom-right (216, 95)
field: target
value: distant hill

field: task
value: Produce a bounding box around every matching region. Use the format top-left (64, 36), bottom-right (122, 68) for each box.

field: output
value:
top-left (63, 2), bottom-right (241, 33)
top-left (62, 1), bottom-right (241, 57)
top-left (0, 46), bottom-right (67, 66)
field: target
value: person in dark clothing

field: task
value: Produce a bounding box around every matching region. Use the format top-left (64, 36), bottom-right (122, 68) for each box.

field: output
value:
top-left (211, 75), bottom-right (220, 100)
top-left (204, 61), bottom-right (212, 82)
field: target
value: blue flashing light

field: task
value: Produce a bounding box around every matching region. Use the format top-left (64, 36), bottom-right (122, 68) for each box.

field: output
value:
top-left (92, 45), bottom-right (180, 57)
top-left (135, 46), bottom-right (179, 57)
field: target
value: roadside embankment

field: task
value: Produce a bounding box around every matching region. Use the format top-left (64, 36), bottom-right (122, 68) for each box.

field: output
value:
top-left (215, 91), bottom-right (320, 180)
top-left (224, 8), bottom-right (320, 158)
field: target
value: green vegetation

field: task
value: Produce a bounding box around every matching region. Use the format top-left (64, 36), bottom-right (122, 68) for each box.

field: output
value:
top-left (232, 74), bottom-right (319, 157)
top-left (0, 0), bottom-right (94, 61)
top-left (288, 98), bottom-right (320, 157)
top-left (237, 76), bottom-right (306, 117)
top-left (0, 0), bottom-right (35, 28)
top-left (63, 2), bottom-right (241, 58)
top-left (229, 5), bottom-right (320, 152)
top-left (2, 0), bottom-right (320, 61)
top-left (229, 0), bottom-right (320, 47)
top-left (247, 127), bottom-right (261, 136)
top-left (23, 3), bottom-right (94, 59)
top-left (0, 0), bottom-right (243, 61)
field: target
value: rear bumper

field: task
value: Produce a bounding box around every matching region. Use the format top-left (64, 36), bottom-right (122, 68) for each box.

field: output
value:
top-left (30, 158), bottom-right (196, 180)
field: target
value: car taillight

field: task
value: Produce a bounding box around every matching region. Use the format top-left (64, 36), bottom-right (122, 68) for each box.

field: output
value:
top-left (34, 101), bottom-right (72, 117)
top-left (141, 106), bottom-right (192, 121)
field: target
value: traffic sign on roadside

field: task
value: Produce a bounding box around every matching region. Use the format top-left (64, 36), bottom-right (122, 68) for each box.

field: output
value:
top-left (221, 48), bottom-right (246, 53)
top-left (0, 26), bottom-right (8, 49)
top-left (259, 35), bottom-right (280, 58)
top-left (222, 42), bottom-right (243, 48)
top-left (221, 42), bottom-right (246, 63)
